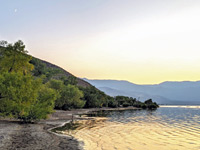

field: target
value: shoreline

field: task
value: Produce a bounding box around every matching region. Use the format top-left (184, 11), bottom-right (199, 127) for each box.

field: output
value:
top-left (0, 107), bottom-right (140, 150)
top-left (159, 105), bottom-right (200, 108)
top-left (51, 107), bottom-right (141, 149)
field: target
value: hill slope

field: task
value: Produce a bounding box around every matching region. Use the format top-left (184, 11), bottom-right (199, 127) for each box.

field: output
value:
top-left (31, 57), bottom-right (91, 87)
top-left (39, 59), bottom-right (91, 87)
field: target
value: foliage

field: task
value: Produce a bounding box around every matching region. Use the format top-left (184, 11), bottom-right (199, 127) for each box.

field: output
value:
top-left (29, 57), bottom-right (47, 76)
top-left (78, 87), bottom-right (159, 109)
top-left (0, 40), bottom-right (58, 123)
top-left (60, 76), bottom-right (78, 86)
top-left (0, 40), bottom-right (34, 74)
top-left (0, 72), bottom-right (57, 122)
top-left (115, 96), bottom-right (136, 107)
top-left (114, 96), bottom-right (159, 109)
top-left (107, 96), bottom-right (117, 108)
top-left (0, 40), bottom-right (159, 122)
top-left (122, 102), bottom-right (130, 107)
top-left (144, 99), bottom-right (159, 109)
top-left (60, 84), bottom-right (84, 110)
top-left (132, 101), bottom-right (144, 108)
top-left (30, 57), bottom-right (62, 82)
top-left (79, 86), bottom-right (109, 108)
top-left (47, 79), bottom-right (84, 110)
top-left (46, 79), bottom-right (64, 93)
top-left (31, 85), bottom-right (57, 120)
top-left (108, 100), bottom-right (118, 108)
top-left (52, 122), bottom-right (80, 133)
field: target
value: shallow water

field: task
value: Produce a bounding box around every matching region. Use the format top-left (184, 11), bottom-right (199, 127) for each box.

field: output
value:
top-left (70, 106), bottom-right (200, 150)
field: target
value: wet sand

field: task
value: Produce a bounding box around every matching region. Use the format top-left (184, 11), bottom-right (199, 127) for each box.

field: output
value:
top-left (0, 110), bottom-right (85, 150)
top-left (0, 107), bottom-right (139, 150)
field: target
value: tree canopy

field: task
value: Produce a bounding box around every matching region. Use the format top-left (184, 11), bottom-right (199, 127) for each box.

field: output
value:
top-left (0, 72), bottom-right (57, 122)
top-left (47, 79), bottom-right (84, 110)
top-left (0, 40), bottom-right (34, 74)
top-left (0, 40), bottom-right (57, 122)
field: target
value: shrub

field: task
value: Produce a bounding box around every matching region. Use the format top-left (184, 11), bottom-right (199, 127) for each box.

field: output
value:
top-left (122, 102), bottom-right (130, 107)
top-left (0, 72), bottom-right (57, 122)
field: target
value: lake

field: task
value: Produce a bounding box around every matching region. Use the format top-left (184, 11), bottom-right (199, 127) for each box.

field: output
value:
top-left (70, 106), bottom-right (200, 150)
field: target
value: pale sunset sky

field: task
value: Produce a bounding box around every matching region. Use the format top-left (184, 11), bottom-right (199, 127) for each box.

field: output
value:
top-left (1, 0), bottom-right (200, 84)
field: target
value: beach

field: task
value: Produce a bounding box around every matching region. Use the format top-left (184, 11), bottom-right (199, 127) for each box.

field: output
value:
top-left (0, 107), bottom-right (139, 150)
top-left (0, 110), bottom-right (83, 150)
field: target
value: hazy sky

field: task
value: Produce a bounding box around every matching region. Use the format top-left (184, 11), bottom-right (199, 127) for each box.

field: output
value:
top-left (1, 0), bottom-right (200, 84)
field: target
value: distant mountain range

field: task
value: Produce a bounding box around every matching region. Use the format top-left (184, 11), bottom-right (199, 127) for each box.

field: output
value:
top-left (82, 78), bottom-right (200, 105)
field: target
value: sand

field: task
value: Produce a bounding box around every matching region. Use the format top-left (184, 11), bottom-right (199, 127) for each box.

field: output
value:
top-left (0, 107), bottom-right (139, 150)
top-left (0, 110), bottom-right (87, 150)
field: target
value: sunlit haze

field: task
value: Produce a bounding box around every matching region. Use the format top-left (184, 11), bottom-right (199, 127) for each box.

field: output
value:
top-left (1, 0), bottom-right (200, 84)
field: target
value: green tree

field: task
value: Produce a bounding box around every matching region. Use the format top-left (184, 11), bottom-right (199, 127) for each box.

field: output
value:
top-left (47, 79), bottom-right (84, 109)
top-left (29, 57), bottom-right (47, 76)
top-left (46, 79), bottom-right (64, 108)
top-left (60, 84), bottom-right (84, 110)
top-left (60, 76), bottom-right (78, 86)
top-left (0, 40), bottom-right (58, 122)
top-left (0, 72), bottom-right (57, 122)
top-left (30, 85), bottom-right (57, 121)
top-left (80, 86), bottom-right (108, 108)
top-left (29, 58), bottom-right (62, 83)
top-left (0, 40), bottom-right (33, 74)
top-left (144, 99), bottom-right (159, 109)
top-left (46, 79), bottom-right (64, 93)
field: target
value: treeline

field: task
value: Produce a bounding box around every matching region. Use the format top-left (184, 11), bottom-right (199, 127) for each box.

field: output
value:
top-left (30, 57), bottom-right (159, 110)
top-left (0, 40), bottom-right (158, 123)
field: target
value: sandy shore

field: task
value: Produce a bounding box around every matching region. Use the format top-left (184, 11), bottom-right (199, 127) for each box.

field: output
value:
top-left (0, 107), bottom-right (139, 150)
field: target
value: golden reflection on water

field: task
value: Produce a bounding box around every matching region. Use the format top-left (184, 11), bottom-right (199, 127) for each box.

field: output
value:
top-left (65, 108), bottom-right (200, 150)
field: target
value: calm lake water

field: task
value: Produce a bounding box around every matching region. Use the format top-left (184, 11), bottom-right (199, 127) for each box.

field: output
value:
top-left (71, 106), bottom-right (200, 150)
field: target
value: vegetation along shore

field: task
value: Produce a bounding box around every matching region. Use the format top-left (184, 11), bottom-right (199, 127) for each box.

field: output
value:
top-left (0, 40), bottom-right (159, 149)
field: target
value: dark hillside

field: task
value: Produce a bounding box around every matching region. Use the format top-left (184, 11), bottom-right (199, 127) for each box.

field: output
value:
top-left (31, 57), bottom-right (91, 87)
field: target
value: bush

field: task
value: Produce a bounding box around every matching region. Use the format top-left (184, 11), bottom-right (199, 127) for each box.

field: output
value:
top-left (141, 103), bottom-right (147, 109)
top-left (133, 101), bottom-right (143, 108)
top-left (147, 103), bottom-right (158, 109)
top-left (79, 86), bottom-right (108, 108)
top-left (122, 102), bottom-right (130, 107)
top-left (0, 72), bottom-right (57, 122)
top-left (144, 99), bottom-right (159, 109)
top-left (108, 100), bottom-right (118, 108)
top-left (47, 80), bottom-right (85, 110)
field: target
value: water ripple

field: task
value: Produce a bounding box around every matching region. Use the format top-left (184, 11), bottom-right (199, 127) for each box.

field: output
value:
top-left (68, 106), bottom-right (200, 150)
